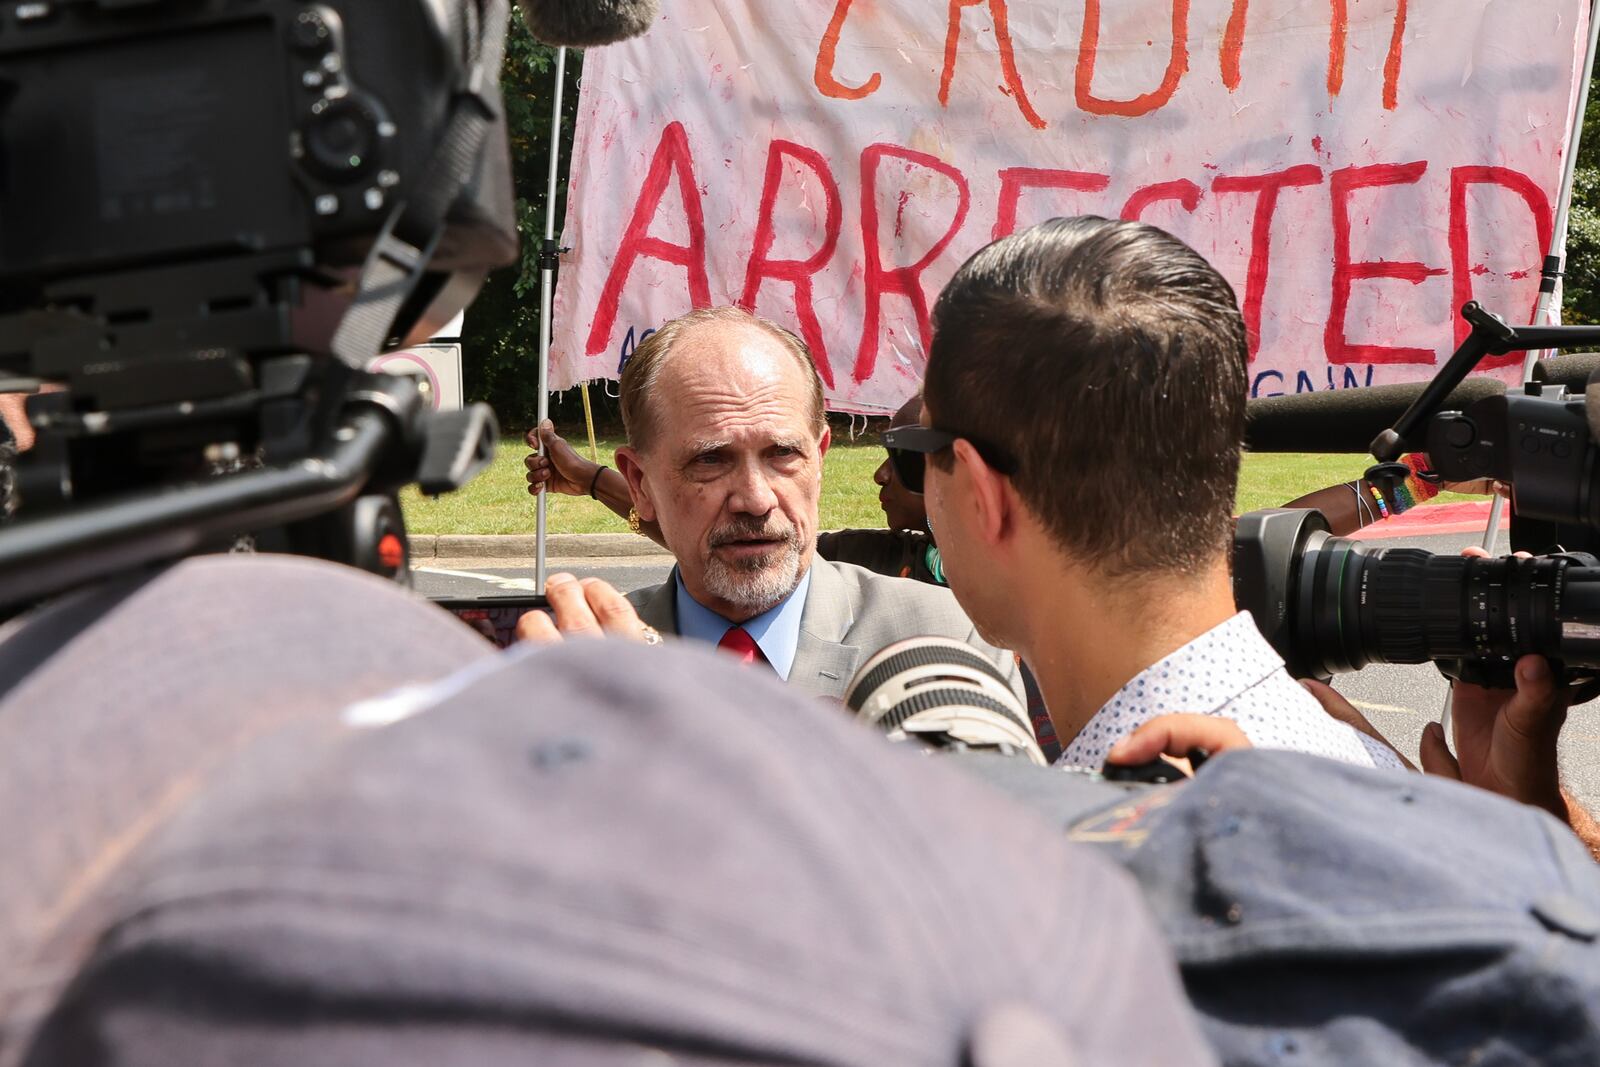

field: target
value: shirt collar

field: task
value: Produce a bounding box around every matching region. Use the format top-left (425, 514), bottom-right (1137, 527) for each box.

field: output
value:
top-left (1056, 611), bottom-right (1282, 769)
top-left (672, 567), bottom-right (812, 680)
top-left (1098, 611), bottom-right (1284, 718)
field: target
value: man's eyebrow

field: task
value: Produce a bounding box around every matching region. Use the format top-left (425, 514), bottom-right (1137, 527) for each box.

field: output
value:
top-left (681, 438), bottom-right (729, 457)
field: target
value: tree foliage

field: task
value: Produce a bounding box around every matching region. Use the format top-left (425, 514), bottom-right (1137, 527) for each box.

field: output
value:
top-left (1564, 73), bottom-right (1600, 323)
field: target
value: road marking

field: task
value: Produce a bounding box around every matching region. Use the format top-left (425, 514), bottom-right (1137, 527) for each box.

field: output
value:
top-left (416, 566), bottom-right (542, 592)
top-left (1350, 698), bottom-right (1417, 716)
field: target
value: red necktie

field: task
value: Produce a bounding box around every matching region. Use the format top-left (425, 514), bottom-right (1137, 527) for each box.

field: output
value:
top-left (717, 626), bottom-right (769, 668)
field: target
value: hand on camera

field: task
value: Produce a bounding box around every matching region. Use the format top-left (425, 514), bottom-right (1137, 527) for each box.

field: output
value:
top-left (515, 573), bottom-right (660, 645)
top-left (1435, 654), bottom-right (1570, 819)
top-left (524, 420), bottom-right (599, 498)
top-left (1105, 714), bottom-right (1253, 776)
top-left (1440, 546), bottom-right (1569, 816)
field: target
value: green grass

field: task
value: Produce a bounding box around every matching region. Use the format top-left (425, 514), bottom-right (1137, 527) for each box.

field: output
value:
top-left (402, 436), bottom-right (1474, 536)
top-left (1233, 453), bottom-right (1480, 514)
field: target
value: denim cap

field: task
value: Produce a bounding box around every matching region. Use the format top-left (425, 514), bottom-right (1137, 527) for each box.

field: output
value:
top-left (965, 748), bottom-right (1600, 1066)
top-left (0, 554), bottom-right (497, 1062)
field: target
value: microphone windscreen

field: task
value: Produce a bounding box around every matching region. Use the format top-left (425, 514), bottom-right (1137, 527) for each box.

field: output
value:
top-left (516, 0), bottom-right (659, 46)
top-left (1531, 352), bottom-right (1600, 392)
top-left (1245, 377), bottom-right (1505, 453)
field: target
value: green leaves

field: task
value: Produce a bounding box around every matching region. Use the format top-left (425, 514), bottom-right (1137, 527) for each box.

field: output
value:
top-left (1566, 165), bottom-right (1600, 323)
top-left (1565, 75), bottom-right (1600, 324)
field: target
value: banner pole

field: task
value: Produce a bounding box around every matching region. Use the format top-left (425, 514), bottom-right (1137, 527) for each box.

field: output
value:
top-left (1528, 0), bottom-right (1600, 354)
top-left (1448, 2), bottom-right (1600, 738)
top-left (1478, 4), bottom-right (1600, 552)
top-left (535, 45), bottom-right (569, 595)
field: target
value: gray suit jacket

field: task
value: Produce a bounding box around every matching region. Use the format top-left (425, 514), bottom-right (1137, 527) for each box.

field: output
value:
top-left (627, 557), bottom-right (1025, 703)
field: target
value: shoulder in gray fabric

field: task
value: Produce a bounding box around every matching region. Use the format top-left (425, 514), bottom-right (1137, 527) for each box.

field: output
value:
top-left (19, 639), bottom-right (1216, 1067)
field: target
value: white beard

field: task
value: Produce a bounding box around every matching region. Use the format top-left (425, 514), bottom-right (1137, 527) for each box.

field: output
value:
top-left (702, 539), bottom-right (804, 613)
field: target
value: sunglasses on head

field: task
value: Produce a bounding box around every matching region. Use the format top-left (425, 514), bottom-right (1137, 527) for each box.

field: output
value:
top-left (880, 425), bottom-right (1018, 494)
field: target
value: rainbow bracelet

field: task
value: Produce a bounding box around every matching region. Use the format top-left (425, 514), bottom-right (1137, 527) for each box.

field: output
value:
top-left (1388, 454), bottom-right (1440, 515)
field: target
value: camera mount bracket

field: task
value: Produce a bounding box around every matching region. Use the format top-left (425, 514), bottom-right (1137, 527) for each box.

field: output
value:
top-left (1369, 303), bottom-right (1600, 461)
top-left (1365, 303), bottom-right (1600, 500)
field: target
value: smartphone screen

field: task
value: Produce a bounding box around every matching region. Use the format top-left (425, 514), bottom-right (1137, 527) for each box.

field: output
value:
top-left (430, 595), bottom-right (550, 649)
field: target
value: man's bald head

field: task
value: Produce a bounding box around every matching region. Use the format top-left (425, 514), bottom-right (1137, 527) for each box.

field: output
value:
top-left (613, 307), bottom-right (833, 622)
top-left (618, 307), bottom-right (826, 453)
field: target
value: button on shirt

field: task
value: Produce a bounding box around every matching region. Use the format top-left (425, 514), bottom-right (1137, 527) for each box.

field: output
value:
top-left (1057, 611), bottom-right (1405, 771)
top-left (673, 568), bottom-right (812, 680)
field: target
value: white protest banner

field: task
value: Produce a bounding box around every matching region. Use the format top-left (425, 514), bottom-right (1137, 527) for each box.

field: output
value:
top-left (552, 1), bottom-right (1591, 414)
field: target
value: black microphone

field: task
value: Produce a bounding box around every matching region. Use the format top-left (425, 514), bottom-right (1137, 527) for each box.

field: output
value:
top-left (1245, 377), bottom-right (1505, 453)
top-left (516, 0), bottom-right (659, 46)
top-left (1530, 352), bottom-right (1600, 393)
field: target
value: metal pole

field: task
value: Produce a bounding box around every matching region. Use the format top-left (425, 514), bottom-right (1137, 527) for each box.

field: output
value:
top-left (1448, 2), bottom-right (1600, 738)
top-left (1514, 2), bottom-right (1599, 428)
top-left (1483, 1), bottom-right (1599, 552)
top-left (535, 45), bottom-right (569, 594)
top-left (1529, 0), bottom-right (1600, 348)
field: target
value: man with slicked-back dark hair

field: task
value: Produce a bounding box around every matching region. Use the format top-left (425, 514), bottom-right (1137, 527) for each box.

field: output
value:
top-left (886, 216), bottom-right (1403, 771)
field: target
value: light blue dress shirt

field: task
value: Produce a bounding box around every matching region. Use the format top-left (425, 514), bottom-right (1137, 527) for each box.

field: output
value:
top-left (672, 567), bottom-right (812, 680)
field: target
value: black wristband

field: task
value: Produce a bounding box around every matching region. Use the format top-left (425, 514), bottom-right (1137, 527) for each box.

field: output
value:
top-left (588, 464), bottom-right (609, 500)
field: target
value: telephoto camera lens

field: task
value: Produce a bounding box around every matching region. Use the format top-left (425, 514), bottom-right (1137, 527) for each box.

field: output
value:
top-left (1235, 509), bottom-right (1600, 680)
top-left (845, 636), bottom-right (1046, 764)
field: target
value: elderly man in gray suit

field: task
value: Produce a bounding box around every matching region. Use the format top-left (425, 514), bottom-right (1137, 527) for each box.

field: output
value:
top-left (520, 305), bottom-right (1020, 703)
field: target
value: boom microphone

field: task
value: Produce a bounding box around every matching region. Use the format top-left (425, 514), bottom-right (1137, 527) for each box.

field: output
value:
top-left (1531, 352), bottom-right (1600, 393)
top-left (1245, 377), bottom-right (1505, 453)
top-left (516, 0), bottom-right (659, 46)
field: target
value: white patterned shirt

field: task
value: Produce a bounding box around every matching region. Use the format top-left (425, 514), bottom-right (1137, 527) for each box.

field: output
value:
top-left (1056, 611), bottom-right (1404, 772)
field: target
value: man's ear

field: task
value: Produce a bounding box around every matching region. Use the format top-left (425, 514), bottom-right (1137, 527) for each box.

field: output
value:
top-left (614, 446), bottom-right (657, 523)
top-left (816, 423), bottom-right (832, 463)
top-left (950, 439), bottom-right (1010, 545)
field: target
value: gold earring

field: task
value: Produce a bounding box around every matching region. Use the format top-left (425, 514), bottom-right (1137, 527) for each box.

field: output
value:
top-left (628, 507), bottom-right (643, 535)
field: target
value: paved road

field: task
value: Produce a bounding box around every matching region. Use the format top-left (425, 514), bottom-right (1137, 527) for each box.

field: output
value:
top-left (414, 531), bottom-right (1600, 808)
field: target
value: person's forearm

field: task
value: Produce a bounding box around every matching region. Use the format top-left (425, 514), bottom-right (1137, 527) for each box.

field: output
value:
top-left (1280, 480), bottom-right (1380, 536)
top-left (593, 467), bottom-right (634, 521)
top-left (1564, 790), bottom-right (1600, 862)
top-left (593, 468), bottom-right (666, 549)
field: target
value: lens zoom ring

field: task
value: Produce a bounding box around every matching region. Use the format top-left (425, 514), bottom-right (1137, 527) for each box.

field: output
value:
top-left (1420, 564), bottom-right (1474, 659)
top-left (846, 644), bottom-right (1009, 710)
top-left (1368, 550), bottom-right (1462, 663)
top-left (877, 687), bottom-right (1030, 735)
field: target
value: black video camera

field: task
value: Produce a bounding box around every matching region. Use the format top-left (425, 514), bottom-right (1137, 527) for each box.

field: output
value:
top-left (0, 0), bottom-right (517, 608)
top-left (1235, 303), bottom-right (1600, 688)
